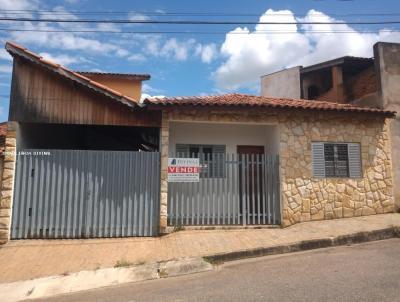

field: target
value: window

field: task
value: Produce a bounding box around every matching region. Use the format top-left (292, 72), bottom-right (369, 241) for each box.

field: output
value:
top-left (175, 144), bottom-right (226, 178)
top-left (308, 85), bottom-right (320, 99)
top-left (312, 142), bottom-right (361, 178)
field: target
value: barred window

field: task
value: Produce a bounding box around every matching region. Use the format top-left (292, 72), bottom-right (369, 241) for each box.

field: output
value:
top-left (175, 144), bottom-right (226, 178)
top-left (312, 142), bottom-right (361, 178)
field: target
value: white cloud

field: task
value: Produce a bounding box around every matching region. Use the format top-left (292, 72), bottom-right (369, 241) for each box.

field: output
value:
top-left (195, 43), bottom-right (218, 63)
top-left (0, 0), bottom-right (37, 10)
top-left (140, 93), bottom-right (165, 102)
top-left (160, 38), bottom-right (196, 61)
top-left (214, 9), bottom-right (400, 90)
top-left (128, 13), bottom-right (150, 22)
top-left (128, 53), bottom-right (147, 62)
top-left (0, 1), bottom-right (130, 59)
top-left (39, 52), bottom-right (86, 66)
top-left (0, 49), bottom-right (11, 61)
top-left (144, 37), bottom-right (197, 61)
top-left (142, 83), bottom-right (164, 95)
top-left (0, 64), bottom-right (12, 73)
top-left (10, 26), bottom-right (130, 57)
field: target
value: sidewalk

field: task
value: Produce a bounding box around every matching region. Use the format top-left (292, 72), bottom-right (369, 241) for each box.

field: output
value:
top-left (1, 214), bottom-right (399, 283)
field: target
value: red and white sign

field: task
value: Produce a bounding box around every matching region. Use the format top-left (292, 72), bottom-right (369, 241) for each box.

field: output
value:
top-left (168, 158), bottom-right (200, 182)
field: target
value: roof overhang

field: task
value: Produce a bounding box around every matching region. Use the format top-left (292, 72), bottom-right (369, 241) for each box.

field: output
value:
top-left (5, 42), bottom-right (141, 109)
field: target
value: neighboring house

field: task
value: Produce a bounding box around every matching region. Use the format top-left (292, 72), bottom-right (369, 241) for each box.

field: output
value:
top-left (0, 42), bottom-right (397, 245)
top-left (261, 42), bottom-right (400, 210)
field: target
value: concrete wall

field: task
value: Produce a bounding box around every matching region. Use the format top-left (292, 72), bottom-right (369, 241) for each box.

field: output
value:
top-left (261, 66), bottom-right (301, 98)
top-left (169, 122), bottom-right (279, 155)
top-left (374, 42), bottom-right (400, 211)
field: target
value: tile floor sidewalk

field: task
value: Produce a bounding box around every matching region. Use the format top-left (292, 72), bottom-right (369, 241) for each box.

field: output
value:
top-left (0, 214), bottom-right (399, 283)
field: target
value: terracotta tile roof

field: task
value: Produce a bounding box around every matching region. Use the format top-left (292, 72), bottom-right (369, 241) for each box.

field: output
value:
top-left (76, 71), bottom-right (150, 81)
top-left (5, 42), bottom-right (140, 108)
top-left (144, 93), bottom-right (396, 117)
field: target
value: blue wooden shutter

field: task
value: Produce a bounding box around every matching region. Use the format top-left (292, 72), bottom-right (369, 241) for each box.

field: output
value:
top-left (348, 143), bottom-right (362, 178)
top-left (312, 142), bottom-right (325, 178)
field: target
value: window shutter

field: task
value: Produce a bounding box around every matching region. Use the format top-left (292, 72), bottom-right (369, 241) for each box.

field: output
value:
top-left (348, 143), bottom-right (362, 178)
top-left (312, 142), bottom-right (325, 178)
top-left (175, 144), bottom-right (189, 157)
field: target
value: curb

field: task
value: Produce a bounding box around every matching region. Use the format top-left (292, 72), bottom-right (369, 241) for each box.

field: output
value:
top-left (203, 227), bottom-right (400, 264)
top-left (1, 227), bottom-right (399, 301)
top-left (0, 258), bottom-right (213, 302)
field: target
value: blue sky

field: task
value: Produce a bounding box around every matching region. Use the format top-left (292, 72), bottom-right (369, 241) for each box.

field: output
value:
top-left (0, 0), bottom-right (400, 121)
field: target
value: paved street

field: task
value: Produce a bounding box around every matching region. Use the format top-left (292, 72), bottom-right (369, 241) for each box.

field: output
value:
top-left (33, 239), bottom-right (400, 302)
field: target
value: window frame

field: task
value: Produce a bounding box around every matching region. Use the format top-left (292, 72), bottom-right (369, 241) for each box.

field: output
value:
top-left (175, 144), bottom-right (226, 179)
top-left (312, 141), bottom-right (362, 179)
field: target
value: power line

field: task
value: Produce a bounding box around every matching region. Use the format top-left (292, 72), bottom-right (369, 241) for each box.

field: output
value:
top-left (0, 17), bottom-right (400, 25)
top-left (0, 28), bottom-right (398, 35)
top-left (1, 9), bottom-right (400, 17)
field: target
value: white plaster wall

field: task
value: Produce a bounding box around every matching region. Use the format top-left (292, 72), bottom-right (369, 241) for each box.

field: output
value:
top-left (169, 122), bottom-right (279, 155)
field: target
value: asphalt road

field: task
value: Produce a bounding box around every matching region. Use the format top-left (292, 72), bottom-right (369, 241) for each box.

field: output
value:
top-left (36, 239), bottom-right (400, 302)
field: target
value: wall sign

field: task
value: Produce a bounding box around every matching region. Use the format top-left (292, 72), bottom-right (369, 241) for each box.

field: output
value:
top-left (168, 158), bottom-right (200, 182)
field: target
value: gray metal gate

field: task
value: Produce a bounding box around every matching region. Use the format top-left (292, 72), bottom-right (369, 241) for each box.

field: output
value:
top-left (168, 153), bottom-right (280, 226)
top-left (11, 149), bottom-right (160, 239)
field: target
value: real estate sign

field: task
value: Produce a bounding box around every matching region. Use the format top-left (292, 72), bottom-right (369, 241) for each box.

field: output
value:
top-left (168, 158), bottom-right (200, 182)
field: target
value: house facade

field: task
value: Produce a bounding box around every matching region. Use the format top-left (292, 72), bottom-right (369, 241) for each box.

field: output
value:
top-left (0, 42), bottom-right (397, 244)
top-left (261, 42), bottom-right (400, 210)
top-left (144, 95), bottom-right (395, 230)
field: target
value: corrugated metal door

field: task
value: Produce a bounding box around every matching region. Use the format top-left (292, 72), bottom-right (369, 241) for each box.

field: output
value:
top-left (11, 150), bottom-right (160, 239)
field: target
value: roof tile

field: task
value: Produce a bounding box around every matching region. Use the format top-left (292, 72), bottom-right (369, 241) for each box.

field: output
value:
top-left (144, 93), bottom-right (396, 117)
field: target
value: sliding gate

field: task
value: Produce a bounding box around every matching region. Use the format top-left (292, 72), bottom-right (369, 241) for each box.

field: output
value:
top-left (11, 149), bottom-right (160, 239)
top-left (168, 153), bottom-right (280, 226)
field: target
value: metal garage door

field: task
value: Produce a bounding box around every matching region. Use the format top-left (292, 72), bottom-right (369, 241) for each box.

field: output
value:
top-left (11, 149), bottom-right (160, 239)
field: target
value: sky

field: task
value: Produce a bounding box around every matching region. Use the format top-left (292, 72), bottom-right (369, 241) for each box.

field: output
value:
top-left (0, 0), bottom-right (400, 122)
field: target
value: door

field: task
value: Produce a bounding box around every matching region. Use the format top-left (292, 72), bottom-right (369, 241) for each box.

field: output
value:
top-left (237, 146), bottom-right (264, 224)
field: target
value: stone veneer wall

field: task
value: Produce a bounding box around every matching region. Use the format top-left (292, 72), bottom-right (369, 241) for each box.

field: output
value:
top-left (159, 111), bottom-right (169, 233)
top-left (163, 108), bottom-right (394, 228)
top-left (0, 122), bottom-right (17, 244)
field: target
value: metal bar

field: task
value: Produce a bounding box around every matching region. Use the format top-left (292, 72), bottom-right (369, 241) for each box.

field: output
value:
top-left (246, 154), bottom-right (251, 226)
top-left (191, 165), bottom-right (195, 226)
top-left (127, 153), bottom-right (133, 236)
top-left (251, 154), bottom-right (255, 225)
top-left (73, 151), bottom-right (80, 238)
top-left (267, 156), bottom-right (271, 224)
top-left (144, 152), bottom-right (151, 236)
top-left (196, 156), bottom-right (200, 226)
top-left (148, 153), bottom-right (154, 235)
top-left (13, 154), bottom-right (23, 238)
top-left (42, 153), bottom-right (51, 237)
top-left (37, 155), bottom-right (45, 237)
top-left (30, 155), bottom-right (39, 238)
top-left (207, 153), bottom-right (211, 225)
top-left (216, 153), bottom-right (220, 225)
top-left (261, 154), bottom-right (266, 225)
top-left (240, 154), bottom-right (246, 226)
top-left (98, 152), bottom-right (105, 238)
top-left (256, 154), bottom-right (261, 225)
